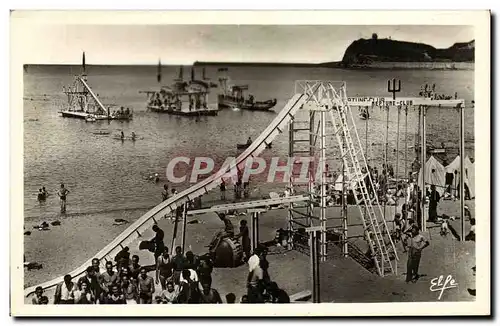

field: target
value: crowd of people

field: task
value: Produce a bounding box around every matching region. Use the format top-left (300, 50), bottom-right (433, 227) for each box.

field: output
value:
top-left (32, 216), bottom-right (289, 305)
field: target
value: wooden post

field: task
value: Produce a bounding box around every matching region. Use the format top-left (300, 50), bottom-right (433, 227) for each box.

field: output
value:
top-left (287, 117), bottom-right (295, 249)
top-left (306, 226), bottom-right (322, 303)
top-left (180, 203), bottom-right (188, 254)
top-left (384, 104), bottom-right (389, 221)
top-left (248, 208), bottom-right (265, 252)
top-left (395, 105), bottom-right (401, 203)
top-left (342, 127), bottom-right (348, 257)
top-left (421, 106), bottom-right (427, 230)
top-left (460, 104), bottom-right (465, 240)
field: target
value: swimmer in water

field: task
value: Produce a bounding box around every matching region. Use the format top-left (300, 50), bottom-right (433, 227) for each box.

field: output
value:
top-left (155, 173), bottom-right (160, 183)
top-left (37, 188), bottom-right (45, 201)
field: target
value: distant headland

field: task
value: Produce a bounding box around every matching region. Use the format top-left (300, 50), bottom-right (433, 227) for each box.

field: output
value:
top-left (195, 35), bottom-right (474, 70)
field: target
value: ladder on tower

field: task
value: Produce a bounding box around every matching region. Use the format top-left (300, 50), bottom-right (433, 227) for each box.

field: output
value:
top-left (326, 84), bottom-right (399, 277)
top-left (288, 109), bottom-right (315, 244)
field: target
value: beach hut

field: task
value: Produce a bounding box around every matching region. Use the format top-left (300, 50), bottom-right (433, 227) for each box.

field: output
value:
top-left (417, 156), bottom-right (446, 194)
top-left (445, 155), bottom-right (475, 199)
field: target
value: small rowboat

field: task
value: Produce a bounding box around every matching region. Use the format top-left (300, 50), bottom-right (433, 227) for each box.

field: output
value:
top-left (113, 136), bottom-right (143, 141)
top-left (92, 130), bottom-right (110, 135)
top-left (237, 143), bottom-right (272, 150)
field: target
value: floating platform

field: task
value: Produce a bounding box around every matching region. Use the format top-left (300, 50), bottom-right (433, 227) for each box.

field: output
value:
top-left (148, 105), bottom-right (218, 117)
top-left (59, 110), bottom-right (132, 121)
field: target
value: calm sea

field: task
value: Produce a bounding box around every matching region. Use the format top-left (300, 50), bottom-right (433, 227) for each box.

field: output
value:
top-left (23, 65), bottom-right (475, 219)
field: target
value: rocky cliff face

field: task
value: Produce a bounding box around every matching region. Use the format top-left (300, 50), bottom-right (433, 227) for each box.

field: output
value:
top-left (341, 38), bottom-right (474, 65)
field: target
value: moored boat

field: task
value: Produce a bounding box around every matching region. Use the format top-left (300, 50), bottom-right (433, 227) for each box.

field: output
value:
top-left (217, 69), bottom-right (277, 111)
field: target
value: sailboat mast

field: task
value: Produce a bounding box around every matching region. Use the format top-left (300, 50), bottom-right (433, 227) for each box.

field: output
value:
top-left (178, 66), bottom-right (183, 80)
top-left (157, 59), bottom-right (162, 83)
top-left (82, 52), bottom-right (86, 78)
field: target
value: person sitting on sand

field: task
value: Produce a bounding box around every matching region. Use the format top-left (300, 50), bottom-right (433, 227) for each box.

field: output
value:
top-left (200, 282), bottom-right (223, 304)
top-left (74, 281), bottom-right (95, 304)
top-left (32, 286), bottom-right (47, 305)
top-left (78, 266), bottom-right (101, 302)
top-left (54, 274), bottom-right (76, 304)
top-left (158, 281), bottom-right (179, 304)
top-left (266, 282), bottom-right (290, 303)
top-left (105, 284), bottom-right (126, 304)
top-left (117, 265), bottom-right (131, 282)
top-left (208, 213), bottom-right (234, 253)
top-left (465, 218), bottom-right (476, 242)
top-left (225, 293), bottom-right (236, 304)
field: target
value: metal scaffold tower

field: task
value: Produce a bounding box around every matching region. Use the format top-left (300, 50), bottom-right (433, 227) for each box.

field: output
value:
top-left (288, 80), bottom-right (398, 277)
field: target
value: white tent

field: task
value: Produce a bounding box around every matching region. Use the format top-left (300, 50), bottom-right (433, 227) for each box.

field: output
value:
top-left (417, 156), bottom-right (446, 194)
top-left (445, 155), bottom-right (475, 199)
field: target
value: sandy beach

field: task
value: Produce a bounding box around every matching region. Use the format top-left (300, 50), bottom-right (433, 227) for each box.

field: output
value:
top-left (24, 194), bottom-right (475, 303)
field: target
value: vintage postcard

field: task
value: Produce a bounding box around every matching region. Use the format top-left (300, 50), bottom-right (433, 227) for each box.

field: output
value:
top-left (10, 10), bottom-right (490, 316)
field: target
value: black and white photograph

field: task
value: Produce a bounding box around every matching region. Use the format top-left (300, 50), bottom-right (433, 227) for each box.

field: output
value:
top-left (10, 10), bottom-right (490, 316)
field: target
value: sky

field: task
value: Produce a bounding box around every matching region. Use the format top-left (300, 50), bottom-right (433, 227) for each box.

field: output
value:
top-left (18, 24), bottom-right (474, 65)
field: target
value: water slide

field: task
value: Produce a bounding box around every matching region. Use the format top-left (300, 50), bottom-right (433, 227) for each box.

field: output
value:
top-left (78, 77), bottom-right (108, 113)
top-left (24, 92), bottom-right (312, 298)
